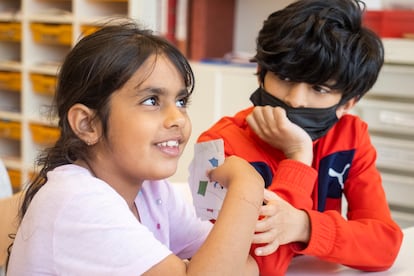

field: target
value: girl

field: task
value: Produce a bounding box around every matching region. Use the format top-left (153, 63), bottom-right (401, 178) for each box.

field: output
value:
top-left (7, 20), bottom-right (264, 275)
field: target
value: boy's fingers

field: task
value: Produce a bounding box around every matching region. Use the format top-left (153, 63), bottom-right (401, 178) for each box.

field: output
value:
top-left (254, 240), bottom-right (280, 256)
top-left (259, 205), bottom-right (275, 217)
top-left (263, 189), bottom-right (281, 203)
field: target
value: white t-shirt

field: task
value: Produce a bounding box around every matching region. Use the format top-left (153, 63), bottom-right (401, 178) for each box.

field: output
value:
top-left (0, 159), bottom-right (12, 199)
top-left (8, 164), bottom-right (212, 275)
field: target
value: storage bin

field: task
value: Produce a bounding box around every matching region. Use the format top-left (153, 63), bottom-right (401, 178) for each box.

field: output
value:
top-left (371, 136), bottom-right (414, 173)
top-left (31, 23), bottom-right (72, 46)
top-left (0, 120), bottom-right (21, 140)
top-left (30, 123), bottom-right (60, 145)
top-left (0, 71), bottom-right (21, 92)
top-left (81, 25), bottom-right (101, 36)
top-left (30, 73), bottom-right (57, 96)
top-left (363, 10), bottom-right (414, 38)
top-left (0, 22), bottom-right (21, 42)
top-left (355, 99), bottom-right (414, 136)
top-left (7, 168), bottom-right (21, 192)
top-left (382, 173), bottom-right (414, 209)
top-left (370, 65), bottom-right (414, 97)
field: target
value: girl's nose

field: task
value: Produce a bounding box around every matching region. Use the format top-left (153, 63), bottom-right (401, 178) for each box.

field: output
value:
top-left (164, 104), bottom-right (186, 128)
top-left (283, 83), bottom-right (308, 108)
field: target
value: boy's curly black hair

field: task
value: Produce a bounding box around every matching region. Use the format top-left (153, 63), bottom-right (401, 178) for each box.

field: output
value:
top-left (253, 0), bottom-right (383, 104)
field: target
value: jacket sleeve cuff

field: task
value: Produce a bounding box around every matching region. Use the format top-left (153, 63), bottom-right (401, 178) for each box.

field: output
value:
top-left (291, 210), bottom-right (336, 256)
top-left (270, 159), bottom-right (317, 204)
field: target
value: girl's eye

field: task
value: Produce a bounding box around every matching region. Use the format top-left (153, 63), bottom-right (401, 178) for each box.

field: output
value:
top-left (176, 95), bottom-right (190, 108)
top-left (142, 97), bottom-right (158, 106)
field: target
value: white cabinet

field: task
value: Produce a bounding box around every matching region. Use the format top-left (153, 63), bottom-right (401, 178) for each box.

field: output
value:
top-left (0, 0), bottom-right (159, 190)
top-left (353, 39), bottom-right (414, 226)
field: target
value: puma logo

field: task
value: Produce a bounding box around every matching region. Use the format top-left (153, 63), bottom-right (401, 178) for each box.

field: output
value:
top-left (328, 163), bottom-right (350, 188)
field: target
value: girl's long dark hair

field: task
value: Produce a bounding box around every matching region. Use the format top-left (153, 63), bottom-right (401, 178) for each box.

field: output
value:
top-left (7, 19), bottom-right (194, 271)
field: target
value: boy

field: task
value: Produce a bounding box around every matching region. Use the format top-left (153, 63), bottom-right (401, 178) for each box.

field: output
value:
top-left (194, 0), bottom-right (403, 275)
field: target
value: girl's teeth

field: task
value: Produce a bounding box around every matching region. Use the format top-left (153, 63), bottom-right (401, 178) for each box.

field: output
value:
top-left (160, 141), bottom-right (178, 147)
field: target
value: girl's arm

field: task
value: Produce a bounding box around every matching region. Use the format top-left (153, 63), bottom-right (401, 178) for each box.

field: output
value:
top-left (143, 156), bottom-right (264, 276)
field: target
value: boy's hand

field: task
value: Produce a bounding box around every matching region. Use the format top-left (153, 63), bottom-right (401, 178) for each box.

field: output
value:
top-left (252, 190), bottom-right (310, 256)
top-left (246, 106), bottom-right (313, 165)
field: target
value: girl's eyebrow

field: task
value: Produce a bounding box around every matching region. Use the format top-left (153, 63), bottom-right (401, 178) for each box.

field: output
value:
top-left (177, 88), bottom-right (190, 97)
top-left (136, 86), bottom-right (189, 97)
top-left (135, 86), bottom-right (163, 96)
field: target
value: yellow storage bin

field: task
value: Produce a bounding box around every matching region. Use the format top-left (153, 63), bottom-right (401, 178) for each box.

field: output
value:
top-left (0, 120), bottom-right (21, 140)
top-left (81, 25), bottom-right (101, 37)
top-left (0, 71), bottom-right (21, 92)
top-left (30, 123), bottom-right (60, 145)
top-left (30, 73), bottom-right (57, 96)
top-left (28, 171), bottom-right (38, 181)
top-left (7, 168), bottom-right (21, 192)
top-left (31, 23), bottom-right (72, 46)
top-left (0, 22), bottom-right (21, 42)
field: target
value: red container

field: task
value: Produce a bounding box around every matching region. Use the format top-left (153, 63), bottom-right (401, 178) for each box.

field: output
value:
top-left (363, 10), bottom-right (414, 38)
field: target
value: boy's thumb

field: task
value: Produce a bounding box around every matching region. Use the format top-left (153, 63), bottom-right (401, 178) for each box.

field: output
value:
top-left (263, 189), bottom-right (281, 203)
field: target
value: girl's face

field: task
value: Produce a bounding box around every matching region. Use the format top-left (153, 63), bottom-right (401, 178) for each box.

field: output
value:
top-left (92, 54), bottom-right (191, 187)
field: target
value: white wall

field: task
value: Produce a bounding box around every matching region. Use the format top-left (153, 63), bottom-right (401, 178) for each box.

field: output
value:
top-left (359, 0), bottom-right (414, 9)
top-left (382, 0), bottom-right (414, 8)
top-left (233, 0), bottom-right (292, 54)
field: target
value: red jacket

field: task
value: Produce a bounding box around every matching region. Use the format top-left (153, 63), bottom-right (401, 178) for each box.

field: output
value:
top-left (197, 106), bottom-right (403, 276)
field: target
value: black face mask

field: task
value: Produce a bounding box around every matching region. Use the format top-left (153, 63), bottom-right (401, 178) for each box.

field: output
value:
top-left (250, 87), bottom-right (339, 141)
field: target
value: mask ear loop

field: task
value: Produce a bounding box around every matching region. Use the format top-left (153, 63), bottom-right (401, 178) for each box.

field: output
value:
top-left (255, 66), bottom-right (267, 85)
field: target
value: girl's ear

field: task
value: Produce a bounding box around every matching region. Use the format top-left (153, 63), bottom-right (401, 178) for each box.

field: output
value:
top-left (67, 103), bottom-right (101, 146)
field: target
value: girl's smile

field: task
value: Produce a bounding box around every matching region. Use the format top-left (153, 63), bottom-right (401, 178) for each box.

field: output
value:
top-left (155, 139), bottom-right (182, 157)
